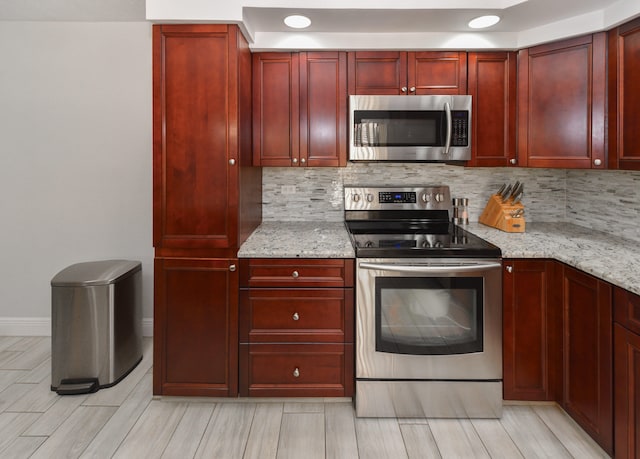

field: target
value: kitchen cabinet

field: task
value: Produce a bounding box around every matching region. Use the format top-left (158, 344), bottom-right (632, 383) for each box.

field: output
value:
top-left (613, 287), bottom-right (640, 458)
top-left (252, 52), bottom-right (347, 167)
top-left (608, 16), bottom-right (640, 170)
top-left (517, 33), bottom-right (607, 168)
top-left (239, 258), bottom-right (354, 397)
top-left (467, 52), bottom-right (517, 167)
top-left (502, 259), bottom-right (562, 401)
top-left (347, 51), bottom-right (467, 95)
top-left (152, 24), bottom-right (261, 396)
top-left (562, 265), bottom-right (613, 454)
top-left (153, 258), bottom-right (238, 396)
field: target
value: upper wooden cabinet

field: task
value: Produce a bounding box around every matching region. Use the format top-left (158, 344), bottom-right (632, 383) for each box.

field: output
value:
top-left (347, 51), bottom-right (467, 95)
top-left (608, 17), bottom-right (640, 170)
top-left (153, 24), bottom-right (259, 250)
top-left (253, 52), bottom-right (347, 167)
top-left (517, 33), bottom-right (607, 169)
top-left (467, 52), bottom-right (517, 167)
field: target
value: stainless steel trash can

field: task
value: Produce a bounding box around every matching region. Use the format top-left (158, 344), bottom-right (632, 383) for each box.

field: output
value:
top-left (51, 260), bottom-right (142, 395)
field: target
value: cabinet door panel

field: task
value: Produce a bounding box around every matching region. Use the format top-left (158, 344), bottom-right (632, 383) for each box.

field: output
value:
top-left (300, 52), bottom-right (347, 166)
top-left (563, 266), bottom-right (612, 454)
top-left (154, 258), bottom-right (238, 396)
top-left (614, 323), bottom-right (640, 458)
top-left (252, 53), bottom-right (300, 166)
top-left (467, 52), bottom-right (516, 167)
top-left (408, 52), bottom-right (467, 95)
top-left (153, 25), bottom-right (238, 248)
top-left (518, 34), bottom-right (606, 168)
top-left (347, 51), bottom-right (407, 94)
top-left (503, 260), bottom-right (561, 401)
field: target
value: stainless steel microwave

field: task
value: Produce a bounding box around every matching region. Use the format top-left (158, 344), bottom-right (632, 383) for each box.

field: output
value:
top-left (349, 95), bottom-right (472, 162)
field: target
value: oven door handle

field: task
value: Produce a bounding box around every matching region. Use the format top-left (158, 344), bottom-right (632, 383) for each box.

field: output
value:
top-left (359, 261), bottom-right (502, 274)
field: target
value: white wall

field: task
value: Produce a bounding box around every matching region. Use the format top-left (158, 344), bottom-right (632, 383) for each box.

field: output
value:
top-left (0, 21), bottom-right (153, 335)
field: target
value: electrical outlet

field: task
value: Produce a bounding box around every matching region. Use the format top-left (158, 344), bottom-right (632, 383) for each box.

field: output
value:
top-left (281, 185), bottom-right (297, 195)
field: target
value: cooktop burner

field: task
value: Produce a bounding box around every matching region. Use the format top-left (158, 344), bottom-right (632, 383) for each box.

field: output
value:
top-left (344, 186), bottom-right (501, 258)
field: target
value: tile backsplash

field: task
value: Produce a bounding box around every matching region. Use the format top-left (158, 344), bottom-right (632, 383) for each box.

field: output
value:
top-left (263, 164), bottom-right (640, 243)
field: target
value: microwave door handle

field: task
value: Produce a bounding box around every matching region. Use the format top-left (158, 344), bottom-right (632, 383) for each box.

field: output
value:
top-left (443, 102), bottom-right (452, 155)
top-left (359, 261), bottom-right (502, 274)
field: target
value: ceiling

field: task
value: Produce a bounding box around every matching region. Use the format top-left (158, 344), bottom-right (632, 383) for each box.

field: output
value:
top-left (1, 0), bottom-right (639, 50)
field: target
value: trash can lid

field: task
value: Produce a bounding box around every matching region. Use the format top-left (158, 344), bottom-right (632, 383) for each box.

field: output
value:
top-left (51, 260), bottom-right (141, 287)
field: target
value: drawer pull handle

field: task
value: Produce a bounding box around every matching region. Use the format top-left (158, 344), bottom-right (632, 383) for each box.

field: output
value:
top-left (292, 312), bottom-right (300, 321)
top-left (292, 271), bottom-right (299, 278)
top-left (293, 368), bottom-right (300, 378)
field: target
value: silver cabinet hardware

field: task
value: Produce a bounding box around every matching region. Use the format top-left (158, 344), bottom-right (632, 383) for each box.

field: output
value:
top-left (292, 312), bottom-right (299, 321)
top-left (229, 158), bottom-right (236, 166)
top-left (409, 86), bottom-right (416, 93)
top-left (594, 159), bottom-right (602, 166)
top-left (229, 264), bottom-right (236, 272)
top-left (300, 158), bottom-right (306, 164)
top-left (293, 368), bottom-right (300, 378)
top-left (292, 271), bottom-right (299, 278)
top-left (510, 158), bottom-right (517, 165)
top-left (292, 158), bottom-right (298, 164)
top-left (401, 87), bottom-right (408, 93)
top-left (506, 265), bottom-right (513, 273)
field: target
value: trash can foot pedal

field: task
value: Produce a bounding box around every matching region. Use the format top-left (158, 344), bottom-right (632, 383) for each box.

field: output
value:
top-left (55, 378), bottom-right (100, 395)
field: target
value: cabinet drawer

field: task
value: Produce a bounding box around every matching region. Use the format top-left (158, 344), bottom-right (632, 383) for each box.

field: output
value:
top-left (239, 343), bottom-right (354, 397)
top-left (240, 288), bottom-right (354, 343)
top-left (614, 287), bottom-right (640, 335)
top-left (240, 259), bottom-right (354, 288)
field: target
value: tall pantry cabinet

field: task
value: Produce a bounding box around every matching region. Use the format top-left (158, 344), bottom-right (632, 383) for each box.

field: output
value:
top-left (152, 24), bottom-right (262, 397)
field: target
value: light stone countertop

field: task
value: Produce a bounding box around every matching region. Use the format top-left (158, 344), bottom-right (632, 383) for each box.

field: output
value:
top-left (238, 220), bottom-right (640, 296)
top-left (237, 221), bottom-right (355, 258)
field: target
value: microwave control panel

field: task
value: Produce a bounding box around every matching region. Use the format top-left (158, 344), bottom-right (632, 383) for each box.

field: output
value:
top-left (451, 112), bottom-right (468, 147)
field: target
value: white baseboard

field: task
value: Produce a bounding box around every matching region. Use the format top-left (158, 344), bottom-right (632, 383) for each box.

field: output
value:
top-left (0, 318), bottom-right (154, 337)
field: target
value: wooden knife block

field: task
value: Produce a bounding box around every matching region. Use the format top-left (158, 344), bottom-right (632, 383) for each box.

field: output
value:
top-left (479, 194), bottom-right (526, 233)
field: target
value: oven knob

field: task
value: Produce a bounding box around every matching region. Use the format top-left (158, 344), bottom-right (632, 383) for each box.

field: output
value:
top-left (366, 193), bottom-right (374, 202)
top-left (433, 241), bottom-right (443, 248)
top-left (421, 240), bottom-right (431, 248)
top-left (435, 193), bottom-right (444, 202)
top-left (352, 194), bottom-right (361, 202)
top-left (421, 193), bottom-right (431, 203)
top-left (365, 241), bottom-right (375, 248)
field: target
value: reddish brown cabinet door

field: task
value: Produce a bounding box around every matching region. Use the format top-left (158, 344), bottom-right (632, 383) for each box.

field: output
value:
top-left (608, 17), bottom-right (640, 170)
top-left (563, 266), bottom-right (613, 454)
top-left (348, 51), bottom-right (467, 95)
top-left (153, 24), bottom-right (247, 249)
top-left (253, 52), bottom-right (347, 167)
top-left (614, 323), bottom-right (640, 459)
top-left (154, 258), bottom-right (238, 397)
top-left (503, 260), bottom-right (562, 401)
top-left (467, 52), bottom-right (517, 167)
top-left (518, 33), bottom-right (607, 168)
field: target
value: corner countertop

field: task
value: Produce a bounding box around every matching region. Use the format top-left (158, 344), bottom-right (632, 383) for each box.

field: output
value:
top-left (238, 220), bottom-right (640, 296)
top-left (465, 222), bottom-right (640, 296)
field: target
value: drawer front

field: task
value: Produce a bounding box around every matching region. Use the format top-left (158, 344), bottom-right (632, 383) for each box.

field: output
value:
top-left (240, 259), bottom-right (354, 288)
top-left (240, 288), bottom-right (354, 343)
top-left (240, 343), bottom-right (353, 397)
top-left (614, 287), bottom-right (640, 335)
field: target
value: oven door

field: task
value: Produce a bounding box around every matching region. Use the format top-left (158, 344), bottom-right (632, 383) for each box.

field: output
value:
top-left (356, 258), bottom-right (502, 381)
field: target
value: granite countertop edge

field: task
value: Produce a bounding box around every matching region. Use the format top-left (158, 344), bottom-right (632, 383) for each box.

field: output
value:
top-left (238, 220), bottom-right (640, 296)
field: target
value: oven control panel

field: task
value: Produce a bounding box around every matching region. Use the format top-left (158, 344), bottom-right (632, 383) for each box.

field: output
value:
top-left (345, 186), bottom-right (452, 213)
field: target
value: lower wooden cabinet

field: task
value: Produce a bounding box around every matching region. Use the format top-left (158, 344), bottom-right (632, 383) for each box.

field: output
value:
top-left (153, 257), bottom-right (238, 397)
top-left (502, 259), bottom-right (562, 401)
top-left (239, 258), bottom-right (355, 397)
top-left (614, 287), bottom-right (640, 458)
top-left (562, 265), bottom-right (613, 455)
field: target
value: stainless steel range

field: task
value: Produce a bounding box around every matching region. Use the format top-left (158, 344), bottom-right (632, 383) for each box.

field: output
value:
top-left (344, 186), bottom-right (503, 418)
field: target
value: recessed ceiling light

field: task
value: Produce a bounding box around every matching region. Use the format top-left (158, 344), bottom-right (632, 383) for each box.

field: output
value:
top-left (468, 15), bottom-right (501, 29)
top-left (284, 15), bottom-right (311, 29)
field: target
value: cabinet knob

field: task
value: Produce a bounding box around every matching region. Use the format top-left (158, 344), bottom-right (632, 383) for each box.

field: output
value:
top-left (510, 158), bottom-right (517, 165)
top-left (594, 159), bottom-right (602, 166)
top-left (506, 265), bottom-right (513, 273)
top-left (292, 158), bottom-right (298, 164)
top-left (292, 312), bottom-right (300, 321)
top-left (229, 158), bottom-right (236, 166)
top-left (300, 158), bottom-right (306, 164)
top-left (229, 264), bottom-right (236, 272)
top-left (292, 270), bottom-right (299, 278)
top-left (401, 87), bottom-right (408, 93)
top-left (293, 367), bottom-right (300, 378)
top-left (409, 86), bottom-right (416, 93)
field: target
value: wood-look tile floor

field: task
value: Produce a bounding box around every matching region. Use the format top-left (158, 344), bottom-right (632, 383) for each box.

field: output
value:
top-left (0, 336), bottom-right (610, 458)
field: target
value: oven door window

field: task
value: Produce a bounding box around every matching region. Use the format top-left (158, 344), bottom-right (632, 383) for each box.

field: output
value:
top-left (375, 277), bottom-right (483, 355)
